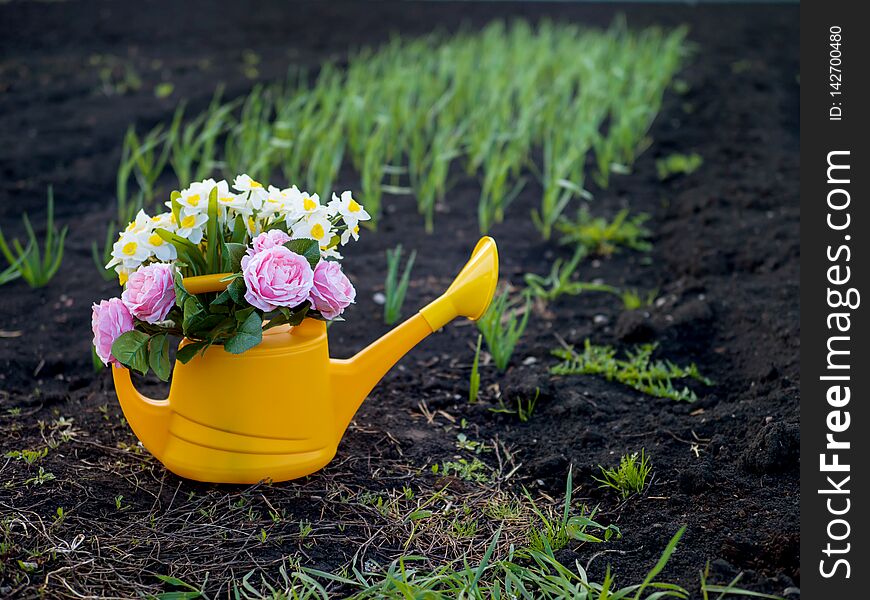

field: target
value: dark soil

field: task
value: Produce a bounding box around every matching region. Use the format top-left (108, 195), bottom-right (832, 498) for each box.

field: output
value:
top-left (0, 1), bottom-right (799, 598)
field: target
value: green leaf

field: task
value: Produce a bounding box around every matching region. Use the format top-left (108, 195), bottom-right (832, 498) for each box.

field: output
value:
top-left (169, 191), bottom-right (182, 226)
top-left (111, 330), bottom-right (151, 375)
top-left (148, 334), bottom-right (171, 382)
top-left (231, 214), bottom-right (247, 244)
top-left (156, 228), bottom-right (206, 275)
top-left (226, 277), bottom-right (246, 304)
top-left (222, 243), bottom-right (246, 273)
top-left (283, 239), bottom-right (320, 270)
top-left (224, 310), bottom-right (263, 354)
top-left (172, 268), bottom-right (192, 308)
top-left (210, 290), bottom-right (232, 307)
top-left (286, 303), bottom-right (309, 326)
top-left (206, 185), bottom-right (219, 272)
top-left (182, 297), bottom-right (223, 337)
top-left (176, 340), bottom-right (208, 364)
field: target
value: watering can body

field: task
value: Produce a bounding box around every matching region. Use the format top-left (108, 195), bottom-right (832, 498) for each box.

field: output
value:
top-left (112, 237), bottom-right (498, 484)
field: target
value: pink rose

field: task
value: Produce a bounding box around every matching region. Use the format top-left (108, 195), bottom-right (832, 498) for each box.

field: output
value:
top-left (308, 260), bottom-right (355, 319)
top-left (91, 298), bottom-right (134, 367)
top-left (121, 263), bottom-right (176, 324)
top-left (249, 229), bottom-right (291, 255)
top-left (241, 246), bottom-right (314, 312)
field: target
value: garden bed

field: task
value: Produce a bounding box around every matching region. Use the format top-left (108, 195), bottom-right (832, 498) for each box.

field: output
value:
top-left (0, 1), bottom-right (798, 597)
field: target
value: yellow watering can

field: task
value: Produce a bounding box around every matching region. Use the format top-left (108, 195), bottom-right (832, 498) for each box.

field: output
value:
top-left (112, 237), bottom-right (498, 483)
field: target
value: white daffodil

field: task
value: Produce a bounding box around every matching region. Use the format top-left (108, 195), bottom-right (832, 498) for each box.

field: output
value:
top-left (244, 214), bottom-right (263, 237)
top-left (125, 209), bottom-right (152, 234)
top-left (144, 228), bottom-right (177, 262)
top-left (175, 207), bottom-right (209, 244)
top-left (291, 210), bottom-right (333, 246)
top-left (233, 173), bottom-right (268, 209)
top-left (106, 228), bottom-right (151, 271)
top-left (177, 180), bottom-right (212, 214)
top-left (150, 211), bottom-right (176, 233)
top-left (329, 191), bottom-right (371, 230)
top-left (291, 191), bottom-right (322, 217)
top-left (341, 223), bottom-right (361, 246)
top-left (116, 265), bottom-right (133, 286)
top-left (260, 185), bottom-right (296, 220)
top-left (217, 191), bottom-right (252, 226)
top-left (320, 245), bottom-right (343, 260)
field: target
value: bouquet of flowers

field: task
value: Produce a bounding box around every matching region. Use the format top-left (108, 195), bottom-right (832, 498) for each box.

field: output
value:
top-left (91, 174), bottom-right (370, 380)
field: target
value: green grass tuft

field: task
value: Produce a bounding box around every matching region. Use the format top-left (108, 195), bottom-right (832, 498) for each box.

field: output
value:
top-left (656, 152), bottom-right (703, 180)
top-left (0, 187), bottom-right (68, 288)
top-left (551, 340), bottom-right (712, 402)
top-left (594, 449), bottom-right (653, 499)
top-left (383, 244), bottom-right (416, 325)
top-left (476, 288), bottom-right (531, 372)
top-left (557, 207), bottom-right (652, 256)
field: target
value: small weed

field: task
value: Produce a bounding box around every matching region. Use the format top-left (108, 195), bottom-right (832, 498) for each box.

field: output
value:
top-left (656, 152), bottom-right (703, 180)
top-left (551, 339), bottom-right (713, 402)
top-left (557, 207), bottom-right (651, 256)
top-left (4, 448), bottom-right (48, 466)
top-left (482, 498), bottom-right (522, 521)
top-left (154, 574), bottom-right (208, 599)
top-left (154, 82), bottom-right (175, 99)
top-left (298, 520), bottom-right (313, 541)
top-left (455, 433), bottom-right (486, 454)
top-left (383, 244), bottom-right (416, 325)
top-left (24, 467), bottom-right (55, 487)
top-left (524, 247), bottom-right (619, 302)
top-left (476, 288), bottom-right (530, 372)
top-left (524, 467), bottom-right (621, 554)
top-left (468, 334), bottom-right (482, 404)
top-left (620, 287), bottom-right (658, 310)
top-left (451, 515), bottom-right (479, 538)
top-left (489, 388), bottom-right (540, 422)
top-left (94, 56), bottom-right (142, 96)
top-left (437, 458), bottom-right (490, 483)
top-left (0, 187), bottom-right (68, 288)
top-left (114, 495), bottom-right (127, 511)
top-left (594, 449), bottom-right (653, 499)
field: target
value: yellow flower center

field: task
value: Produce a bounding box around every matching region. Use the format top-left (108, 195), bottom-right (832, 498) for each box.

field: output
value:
top-left (303, 197), bottom-right (317, 211)
top-left (186, 194), bottom-right (200, 206)
top-left (348, 198), bottom-right (361, 213)
top-left (310, 223), bottom-right (325, 239)
top-left (219, 196), bottom-right (234, 204)
top-left (181, 215), bottom-right (197, 228)
top-left (248, 216), bottom-right (257, 232)
top-left (122, 241), bottom-right (138, 256)
top-left (119, 271), bottom-right (129, 285)
top-left (250, 180), bottom-right (263, 188)
top-left (353, 225), bottom-right (359, 234)
top-left (148, 233), bottom-right (164, 246)
top-left (125, 222), bottom-right (135, 232)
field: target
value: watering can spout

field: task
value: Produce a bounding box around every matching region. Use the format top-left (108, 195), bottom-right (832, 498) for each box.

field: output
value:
top-left (112, 366), bottom-right (171, 456)
top-left (330, 237), bottom-right (498, 434)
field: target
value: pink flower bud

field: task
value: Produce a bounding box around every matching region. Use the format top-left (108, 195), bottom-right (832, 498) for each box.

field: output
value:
top-left (249, 229), bottom-right (291, 255)
top-left (308, 260), bottom-right (355, 319)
